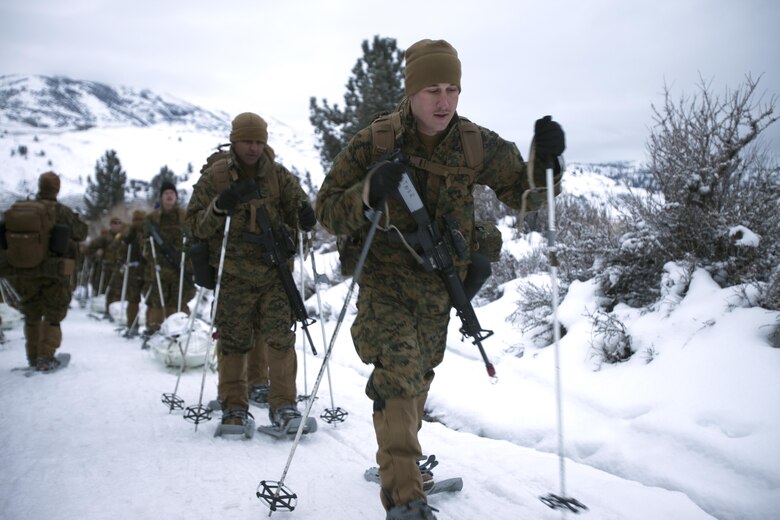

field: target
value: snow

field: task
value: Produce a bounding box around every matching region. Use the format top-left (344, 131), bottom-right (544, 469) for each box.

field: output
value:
top-left (2, 243), bottom-right (778, 520)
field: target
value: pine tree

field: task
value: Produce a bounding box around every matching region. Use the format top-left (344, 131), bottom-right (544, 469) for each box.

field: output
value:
top-left (309, 35), bottom-right (405, 172)
top-left (148, 165), bottom-right (176, 204)
top-left (84, 149), bottom-right (127, 220)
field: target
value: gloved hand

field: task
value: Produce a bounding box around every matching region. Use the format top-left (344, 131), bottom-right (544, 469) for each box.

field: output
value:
top-left (215, 178), bottom-right (259, 215)
top-left (533, 115), bottom-right (565, 166)
top-left (298, 203), bottom-right (316, 231)
top-left (367, 160), bottom-right (405, 207)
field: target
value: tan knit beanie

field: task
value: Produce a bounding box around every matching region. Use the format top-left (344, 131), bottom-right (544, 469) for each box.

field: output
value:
top-left (229, 112), bottom-right (268, 143)
top-left (404, 39), bottom-right (462, 96)
top-left (38, 171), bottom-right (60, 200)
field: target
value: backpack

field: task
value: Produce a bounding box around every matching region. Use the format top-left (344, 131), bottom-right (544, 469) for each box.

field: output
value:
top-left (337, 112), bottom-right (502, 275)
top-left (1, 199), bottom-right (62, 269)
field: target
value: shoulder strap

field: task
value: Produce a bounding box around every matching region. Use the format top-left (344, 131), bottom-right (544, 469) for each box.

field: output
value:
top-left (370, 112), bottom-right (402, 157)
top-left (458, 119), bottom-right (483, 171)
top-left (370, 112), bottom-right (483, 180)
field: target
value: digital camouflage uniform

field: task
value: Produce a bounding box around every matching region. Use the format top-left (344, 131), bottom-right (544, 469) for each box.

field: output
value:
top-left (316, 97), bottom-right (559, 510)
top-left (122, 210), bottom-right (147, 329)
top-left (142, 206), bottom-right (194, 332)
top-left (186, 147), bottom-right (308, 415)
top-left (103, 223), bottom-right (129, 310)
top-left (2, 173), bottom-right (88, 368)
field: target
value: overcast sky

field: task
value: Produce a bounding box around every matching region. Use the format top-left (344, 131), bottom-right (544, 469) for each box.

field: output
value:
top-left (1, 0), bottom-right (779, 164)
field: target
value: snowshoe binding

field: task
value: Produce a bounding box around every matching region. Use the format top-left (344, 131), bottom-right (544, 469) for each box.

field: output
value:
top-left (248, 384), bottom-right (269, 407)
top-left (34, 353), bottom-right (71, 374)
top-left (386, 498), bottom-right (438, 520)
top-left (257, 405), bottom-right (317, 438)
top-left (214, 408), bottom-right (255, 439)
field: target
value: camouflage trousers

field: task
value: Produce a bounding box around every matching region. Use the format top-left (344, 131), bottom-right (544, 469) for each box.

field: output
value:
top-left (13, 275), bottom-right (71, 324)
top-left (215, 271), bottom-right (295, 352)
top-left (351, 266), bottom-right (451, 401)
top-left (214, 271), bottom-right (297, 411)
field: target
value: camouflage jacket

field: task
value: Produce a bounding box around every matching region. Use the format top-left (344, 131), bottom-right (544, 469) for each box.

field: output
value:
top-left (143, 207), bottom-right (189, 282)
top-left (316, 99), bottom-right (559, 274)
top-left (185, 147), bottom-right (308, 283)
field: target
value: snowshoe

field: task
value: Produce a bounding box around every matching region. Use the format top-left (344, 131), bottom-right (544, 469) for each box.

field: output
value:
top-left (364, 455), bottom-right (463, 496)
top-left (257, 405), bottom-right (317, 438)
top-left (249, 384), bottom-right (269, 407)
top-left (34, 353), bottom-right (71, 374)
top-left (214, 408), bottom-right (255, 439)
top-left (386, 498), bottom-right (438, 520)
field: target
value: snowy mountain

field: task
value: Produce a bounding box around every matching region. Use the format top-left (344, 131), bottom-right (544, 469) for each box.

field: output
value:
top-left (0, 74), bottom-right (323, 213)
top-left (0, 74), bottom-right (229, 131)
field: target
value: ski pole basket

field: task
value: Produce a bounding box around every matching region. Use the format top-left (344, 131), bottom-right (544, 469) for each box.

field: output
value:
top-left (257, 480), bottom-right (297, 512)
top-left (183, 404), bottom-right (212, 425)
top-left (161, 392), bottom-right (184, 411)
top-left (539, 493), bottom-right (588, 513)
top-left (320, 406), bottom-right (348, 424)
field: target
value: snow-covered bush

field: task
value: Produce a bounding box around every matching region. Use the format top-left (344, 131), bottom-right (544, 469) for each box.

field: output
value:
top-left (599, 76), bottom-right (780, 309)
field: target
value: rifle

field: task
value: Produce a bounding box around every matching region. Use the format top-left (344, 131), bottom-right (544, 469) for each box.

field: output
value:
top-left (149, 224), bottom-right (179, 269)
top-left (385, 151), bottom-right (496, 379)
top-left (243, 205), bottom-right (318, 355)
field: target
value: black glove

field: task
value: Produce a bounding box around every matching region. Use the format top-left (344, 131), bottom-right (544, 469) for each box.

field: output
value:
top-left (298, 203), bottom-right (316, 231)
top-left (367, 160), bottom-right (405, 207)
top-left (123, 228), bottom-right (136, 245)
top-left (534, 115), bottom-right (565, 166)
top-left (215, 178), bottom-right (259, 215)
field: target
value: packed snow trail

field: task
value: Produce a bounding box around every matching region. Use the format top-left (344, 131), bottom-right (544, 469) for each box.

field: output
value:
top-left (0, 300), bottom-right (718, 519)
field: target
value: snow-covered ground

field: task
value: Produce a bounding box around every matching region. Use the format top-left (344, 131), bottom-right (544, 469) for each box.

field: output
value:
top-left (1, 242), bottom-right (778, 520)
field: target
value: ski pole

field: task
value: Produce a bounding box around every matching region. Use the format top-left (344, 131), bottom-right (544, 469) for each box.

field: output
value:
top-left (148, 236), bottom-right (167, 320)
top-left (258, 206), bottom-right (384, 515)
top-left (538, 159), bottom-right (587, 515)
top-left (310, 237), bottom-right (347, 425)
top-left (162, 285), bottom-right (206, 412)
top-left (298, 232), bottom-right (310, 401)
top-left (184, 216), bottom-right (231, 430)
top-left (119, 244), bottom-right (132, 326)
top-left (177, 235), bottom-right (186, 313)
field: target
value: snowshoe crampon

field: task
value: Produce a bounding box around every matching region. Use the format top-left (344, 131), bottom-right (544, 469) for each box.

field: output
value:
top-left (256, 480), bottom-right (297, 512)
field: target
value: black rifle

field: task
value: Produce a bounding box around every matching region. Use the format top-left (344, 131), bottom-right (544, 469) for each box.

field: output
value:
top-left (149, 224), bottom-right (179, 269)
top-left (243, 205), bottom-right (317, 355)
top-left (385, 151), bottom-right (496, 378)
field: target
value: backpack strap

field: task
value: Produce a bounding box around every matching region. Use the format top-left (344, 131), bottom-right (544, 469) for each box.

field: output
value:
top-left (370, 112), bottom-right (403, 157)
top-left (370, 113), bottom-right (484, 181)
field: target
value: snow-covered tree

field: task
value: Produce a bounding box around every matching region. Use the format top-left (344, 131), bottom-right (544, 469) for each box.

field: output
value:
top-left (84, 149), bottom-right (127, 220)
top-left (309, 35), bottom-right (405, 172)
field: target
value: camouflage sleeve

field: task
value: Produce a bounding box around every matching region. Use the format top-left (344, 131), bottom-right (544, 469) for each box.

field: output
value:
top-left (185, 172), bottom-right (225, 240)
top-left (57, 203), bottom-right (88, 242)
top-left (476, 127), bottom-right (560, 213)
top-left (315, 128), bottom-right (375, 236)
top-left (277, 164), bottom-right (309, 230)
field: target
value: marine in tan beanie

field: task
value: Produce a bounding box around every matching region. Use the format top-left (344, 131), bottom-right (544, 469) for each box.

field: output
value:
top-left (38, 171), bottom-right (61, 200)
top-left (230, 112), bottom-right (268, 143)
top-left (404, 39), bottom-right (463, 136)
top-left (404, 39), bottom-right (462, 96)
